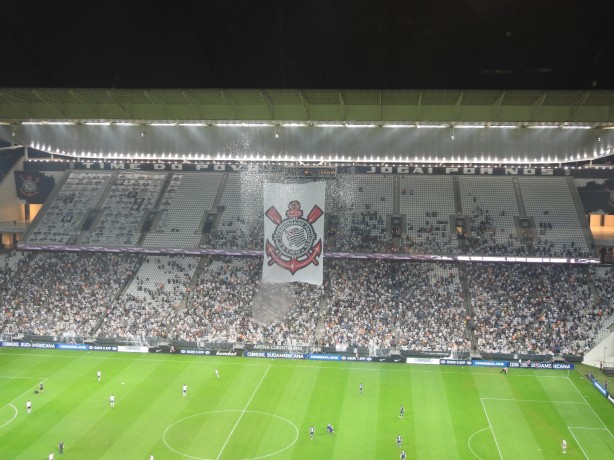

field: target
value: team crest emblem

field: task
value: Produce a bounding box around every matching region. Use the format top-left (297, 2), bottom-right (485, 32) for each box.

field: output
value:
top-left (19, 173), bottom-right (40, 197)
top-left (265, 200), bottom-right (323, 275)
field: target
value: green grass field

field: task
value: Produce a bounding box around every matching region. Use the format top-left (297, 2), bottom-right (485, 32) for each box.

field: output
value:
top-left (1, 349), bottom-right (613, 459)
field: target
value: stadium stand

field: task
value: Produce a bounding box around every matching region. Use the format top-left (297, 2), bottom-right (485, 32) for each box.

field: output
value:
top-left (27, 172), bottom-right (114, 244)
top-left (399, 175), bottom-right (459, 255)
top-left (320, 259), bottom-right (470, 353)
top-left (80, 172), bottom-right (167, 246)
top-left (589, 265), bottom-right (614, 345)
top-left (458, 176), bottom-right (527, 255)
top-left (98, 255), bottom-right (198, 339)
top-left (142, 172), bottom-right (224, 248)
top-left (0, 252), bottom-right (141, 338)
top-left (0, 249), bottom-right (611, 357)
top-left (166, 256), bottom-right (322, 348)
top-left (0, 150), bottom-right (21, 183)
top-left (4, 168), bottom-right (612, 360)
top-left (22, 170), bottom-right (598, 259)
top-left (467, 263), bottom-right (604, 355)
top-left (518, 177), bottom-right (593, 258)
top-left (323, 174), bottom-right (394, 253)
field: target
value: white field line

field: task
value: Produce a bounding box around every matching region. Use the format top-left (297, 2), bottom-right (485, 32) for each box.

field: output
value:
top-left (0, 379), bottom-right (46, 429)
top-left (3, 379), bottom-right (46, 407)
top-left (480, 398), bottom-right (504, 460)
top-left (481, 397), bottom-right (586, 405)
top-left (0, 404), bottom-right (18, 429)
top-left (215, 366), bottom-right (271, 460)
top-left (567, 374), bottom-right (614, 440)
top-left (568, 426), bottom-right (609, 431)
top-left (0, 376), bottom-right (45, 379)
top-left (567, 426), bottom-right (590, 460)
top-left (467, 426), bottom-right (490, 460)
top-left (0, 351), bottom-right (572, 377)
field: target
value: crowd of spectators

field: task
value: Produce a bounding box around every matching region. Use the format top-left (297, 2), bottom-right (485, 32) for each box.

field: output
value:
top-left (588, 266), bottom-right (614, 340)
top-left (146, 258), bottom-right (474, 353)
top-left (462, 207), bottom-right (528, 256)
top-left (327, 210), bottom-right (392, 253)
top-left (320, 260), bottom-right (470, 352)
top-left (0, 251), bottom-right (30, 289)
top-left (320, 259), bottom-right (399, 351)
top-left (399, 230), bottom-right (458, 255)
top-left (165, 257), bottom-right (322, 347)
top-left (0, 252), bottom-right (140, 338)
top-left (1, 252), bottom-right (611, 357)
top-left (98, 256), bottom-right (196, 339)
top-left (166, 257), bottom-right (257, 343)
top-left (394, 263), bottom-right (470, 352)
top-left (467, 263), bottom-right (604, 355)
top-left (2, 167), bottom-right (612, 358)
top-left (465, 235), bottom-right (528, 256)
top-left (533, 238), bottom-right (593, 258)
top-left (207, 216), bottom-right (264, 251)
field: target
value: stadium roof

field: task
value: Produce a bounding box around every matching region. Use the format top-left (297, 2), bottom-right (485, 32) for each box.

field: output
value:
top-left (1, 88), bottom-right (614, 125)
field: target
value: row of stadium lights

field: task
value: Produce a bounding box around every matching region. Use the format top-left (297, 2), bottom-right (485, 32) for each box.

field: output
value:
top-left (26, 142), bottom-right (607, 165)
top-left (9, 120), bottom-right (612, 165)
top-left (13, 121), bottom-right (612, 129)
top-left (26, 158), bottom-right (614, 170)
top-left (8, 120), bottom-right (612, 148)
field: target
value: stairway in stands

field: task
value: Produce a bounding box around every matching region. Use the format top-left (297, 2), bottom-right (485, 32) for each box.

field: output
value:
top-left (457, 265), bottom-right (478, 352)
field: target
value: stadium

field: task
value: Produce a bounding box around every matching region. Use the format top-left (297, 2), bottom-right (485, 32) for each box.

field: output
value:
top-left (1, 2), bottom-right (614, 459)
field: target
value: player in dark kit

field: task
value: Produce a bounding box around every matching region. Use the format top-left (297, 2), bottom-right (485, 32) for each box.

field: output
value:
top-left (39, 381), bottom-right (44, 392)
top-left (399, 405), bottom-right (404, 418)
top-left (401, 450), bottom-right (406, 459)
top-left (58, 441), bottom-right (64, 454)
top-left (327, 423), bottom-right (334, 433)
top-left (500, 367), bottom-right (508, 374)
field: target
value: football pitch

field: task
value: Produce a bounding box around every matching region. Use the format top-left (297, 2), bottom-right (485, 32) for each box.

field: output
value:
top-left (1, 349), bottom-right (613, 459)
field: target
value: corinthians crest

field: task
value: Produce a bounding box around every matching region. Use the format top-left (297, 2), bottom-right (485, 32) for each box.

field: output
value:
top-left (18, 173), bottom-right (41, 197)
top-left (265, 200), bottom-right (323, 275)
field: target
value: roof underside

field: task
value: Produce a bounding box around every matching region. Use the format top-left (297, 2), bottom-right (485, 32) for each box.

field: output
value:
top-left (1, 89), bottom-right (614, 165)
top-left (1, 88), bottom-right (614, 124)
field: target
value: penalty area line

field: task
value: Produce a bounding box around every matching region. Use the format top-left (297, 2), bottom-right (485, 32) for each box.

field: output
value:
top-left (568, 426), bottom-right (609, 431)
top-left (567, 373), bottom-right (614, 440)
top-left (481, 397), bottom-right (586, 405)
top-left (567, 427), bottom-right (590, 460)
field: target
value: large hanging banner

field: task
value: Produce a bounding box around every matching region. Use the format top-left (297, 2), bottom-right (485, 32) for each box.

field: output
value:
top-left (262, 182), bottom-right (325, 285)
top-left (14, 171), bottom-right (56, 203)
top-left (575, 178), bottom-right (614, 213)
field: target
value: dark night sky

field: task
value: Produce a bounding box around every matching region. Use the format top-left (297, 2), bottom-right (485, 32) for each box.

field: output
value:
top-left (0, 0), bottom-right (613, 90)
